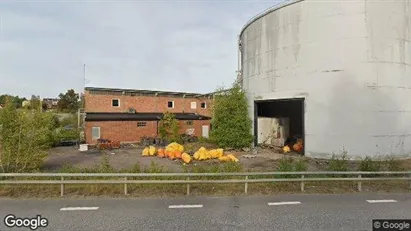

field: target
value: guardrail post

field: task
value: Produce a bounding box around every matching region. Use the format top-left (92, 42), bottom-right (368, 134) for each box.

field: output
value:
top-left (186, 177), bottom-right (190, 195)
top-left (358, 174), bottom-right (362, 192)
top-left (60, 176), bottom-right (64, 197)
top-left (301, 175), bottom-right (305, 192)
top-left (245, 175), bottom-right (248, 194)
top-left (124, 177), bottom-right (128, 195)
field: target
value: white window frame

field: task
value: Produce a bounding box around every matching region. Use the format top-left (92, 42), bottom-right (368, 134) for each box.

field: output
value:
top-left (190, 102), bottom-right (197, 109)
top-left (112, 98), bottom-right (120, 107)
top-left (91, 127), bottom-right (100, 140)
top-left (201, 102), bottom-right (207, 109)
top-left (168, 101), bottom-right (174, 108)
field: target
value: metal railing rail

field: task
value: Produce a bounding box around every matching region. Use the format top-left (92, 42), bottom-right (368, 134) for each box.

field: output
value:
top-left (0, 171), bottom-right (410, 196)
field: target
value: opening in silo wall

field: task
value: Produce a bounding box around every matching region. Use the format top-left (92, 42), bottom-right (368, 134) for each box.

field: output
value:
top-left (254, 98), bottom-right (305, 155)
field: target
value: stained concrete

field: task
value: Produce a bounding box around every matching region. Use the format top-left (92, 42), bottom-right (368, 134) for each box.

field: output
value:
top-left (239, 0), bottom-right (411, 158)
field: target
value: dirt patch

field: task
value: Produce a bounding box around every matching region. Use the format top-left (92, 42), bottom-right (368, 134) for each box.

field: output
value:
top-left (44, 145), bottom-right (411, 173)
top-left (44, 146), bottom-right (297, 172)
top-left (45, 146), bottom-right (185, 172)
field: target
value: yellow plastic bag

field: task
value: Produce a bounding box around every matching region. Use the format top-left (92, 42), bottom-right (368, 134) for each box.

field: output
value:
top-left (193, 151), bottom-right (200, 160)
top-left (148, 146), bottom-right (156, 156)
top-left (182, 153), bottom-right (192, 164)
top-left (226, 154), bottom-right (239, 162)
top-left (218, 156), bottom-right (231, 162)
top-left (166, 142), bottom-right (184, 153)
top-left (283, 146), bottom-right (291, 153)
top-left (142, 147), bottom-right (149, 156)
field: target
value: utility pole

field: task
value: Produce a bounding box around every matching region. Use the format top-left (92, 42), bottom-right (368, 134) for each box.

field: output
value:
top-left (78, 63), bottom-right (87, 145)
top-left (83, 63), bottom-right (86, 108)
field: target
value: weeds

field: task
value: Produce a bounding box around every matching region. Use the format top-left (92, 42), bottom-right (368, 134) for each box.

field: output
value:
top-left (1, 151), bottom-right (410, 198)
top-left (327, 152), bottom-right (349, 172)
top-left (99, 155), bottom-right (115, 173)
top-left (276, 158), bottom-right (307, 178)
top-left (358, 156), bottom-right (381, 172)
top-left (385, 156), bottom-right (405, 172)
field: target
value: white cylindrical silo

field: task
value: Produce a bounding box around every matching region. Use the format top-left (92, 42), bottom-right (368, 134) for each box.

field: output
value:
top-left (239, 0), bottom-right (411, 158)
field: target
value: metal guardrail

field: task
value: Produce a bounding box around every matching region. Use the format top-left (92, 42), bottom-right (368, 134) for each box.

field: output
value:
top-left (0, 171), bottom-right (410, 196)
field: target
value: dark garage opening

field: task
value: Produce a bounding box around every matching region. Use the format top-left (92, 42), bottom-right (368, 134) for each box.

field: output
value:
top-left (254, 98), bottom-right (305, 154)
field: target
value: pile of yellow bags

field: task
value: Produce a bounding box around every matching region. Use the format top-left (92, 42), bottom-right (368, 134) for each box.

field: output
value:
top-left (193, 147), bottom-right (210, 160)
top-left (142, 146), bottom-right (157, 156)
top-left (142, 143), bottom-right (239, 163)
top-left (165, 142), bottom-right (184, 154)
top-left (193, 147), bottom-right (239, 162)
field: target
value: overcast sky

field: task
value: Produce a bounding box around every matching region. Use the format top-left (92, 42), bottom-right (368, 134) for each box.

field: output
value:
top-left (0, 0), bottom-right (284, 98)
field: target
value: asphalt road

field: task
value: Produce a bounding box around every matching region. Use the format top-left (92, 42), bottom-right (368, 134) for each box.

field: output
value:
top-left (1, 193), bottom-right (410, 231)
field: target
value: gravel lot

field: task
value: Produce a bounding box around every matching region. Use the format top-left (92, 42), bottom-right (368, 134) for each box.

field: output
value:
top-left (44, 145), bottom-right (304, 172)
top-left (44, 145), bottom-right (411, 172)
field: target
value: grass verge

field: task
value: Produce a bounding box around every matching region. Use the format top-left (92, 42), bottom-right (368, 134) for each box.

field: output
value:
top-left (0, 155), bottom-right (409, 198)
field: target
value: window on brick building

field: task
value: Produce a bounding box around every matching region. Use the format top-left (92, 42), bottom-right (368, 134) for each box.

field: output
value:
top-left (201, 102), bottom-right (207, 109)
top-left (190, 102), bottom-right (197, 109)
top-left (92, 127), bottom-right (100, 140)
top-left (137, 121), bottom-right (147, 127)
top-left (186, 120), bottom-right (193, 126)
top-left (168, 101), bottom-right (174, 108)
top-left (112, 99), bottom-right (120, 107)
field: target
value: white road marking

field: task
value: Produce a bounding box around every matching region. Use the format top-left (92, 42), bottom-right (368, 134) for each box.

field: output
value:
top-left (366, 200), bottom-right (397, 203)
top-left (268, 201), bottom-right (302, 206)
top-left (168, 204), bottom-right (203, 209)
top-left (60, 207), bottom-right (99, 211)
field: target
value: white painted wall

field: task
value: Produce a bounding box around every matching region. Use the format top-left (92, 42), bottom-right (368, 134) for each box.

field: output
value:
top-left (240, 0), bottom-right (411, 158)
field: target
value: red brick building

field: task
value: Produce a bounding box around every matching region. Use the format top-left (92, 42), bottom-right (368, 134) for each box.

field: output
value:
top-left (84, 87), bottom-right (214, 144)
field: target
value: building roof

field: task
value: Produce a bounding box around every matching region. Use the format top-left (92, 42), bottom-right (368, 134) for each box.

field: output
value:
top-left (239, 0), bottom-right (304, 38)
top-left (85, 112), bottom-right (211, 122)
top-left (85, 87), bottom-right (215, 98)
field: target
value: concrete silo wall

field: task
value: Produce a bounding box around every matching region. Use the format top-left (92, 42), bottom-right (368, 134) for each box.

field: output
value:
top-left (239, 0), bottom-right (411, 158)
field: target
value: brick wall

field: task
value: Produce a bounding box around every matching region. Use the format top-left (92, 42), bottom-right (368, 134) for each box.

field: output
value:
top-left (84, 91), bottom-right (213, 117)
top-left (85, 120), bottom-right (211, 144)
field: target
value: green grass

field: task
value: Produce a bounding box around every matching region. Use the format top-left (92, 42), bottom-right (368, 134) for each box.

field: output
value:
top-left (0, 152), bottom-right (410, 198)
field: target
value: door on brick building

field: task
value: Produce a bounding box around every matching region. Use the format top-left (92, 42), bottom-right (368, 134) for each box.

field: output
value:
top-left (202, 125), bottom-right (209, 138)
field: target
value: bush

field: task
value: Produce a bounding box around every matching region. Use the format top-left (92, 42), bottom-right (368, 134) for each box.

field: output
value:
top-left (294, 159), bottom-right (308, 172)
top-left (99, 155), bottom-right (114, 173)
top-left (327, 152), bottom-right (349, 172)
top-left (0, 97), bottom-right (55, 172)
top-left (59, 114), bottom-right (77, 127)
top-left (385, 156), bottom-right (405, 171)
top-left (210, 83), bottom-right (253, 149)
top-left (158, 112), bottom-right (180, 143)
top-left (358, 156), bottom-right (381, 172)
top-left (277, 158), bottom-right (294, 172)
top-left (277, 158), bottom-right (307, 178)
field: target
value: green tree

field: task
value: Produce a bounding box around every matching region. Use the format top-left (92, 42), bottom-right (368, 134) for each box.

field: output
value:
top-left (57, 89), bottom-right (80, 113)
top-left (42, 101), bottom-right (48, 110)
top-left (158, 112), bottom-right (180, 142)
top-left (0, 94), bottom-right (26, 108)
top-left (210, 82), bottom-right (253, 148)
top-left (0, 96), bottom-right (54, 173)
top-left (29, 95), bottom-right (41, 110)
